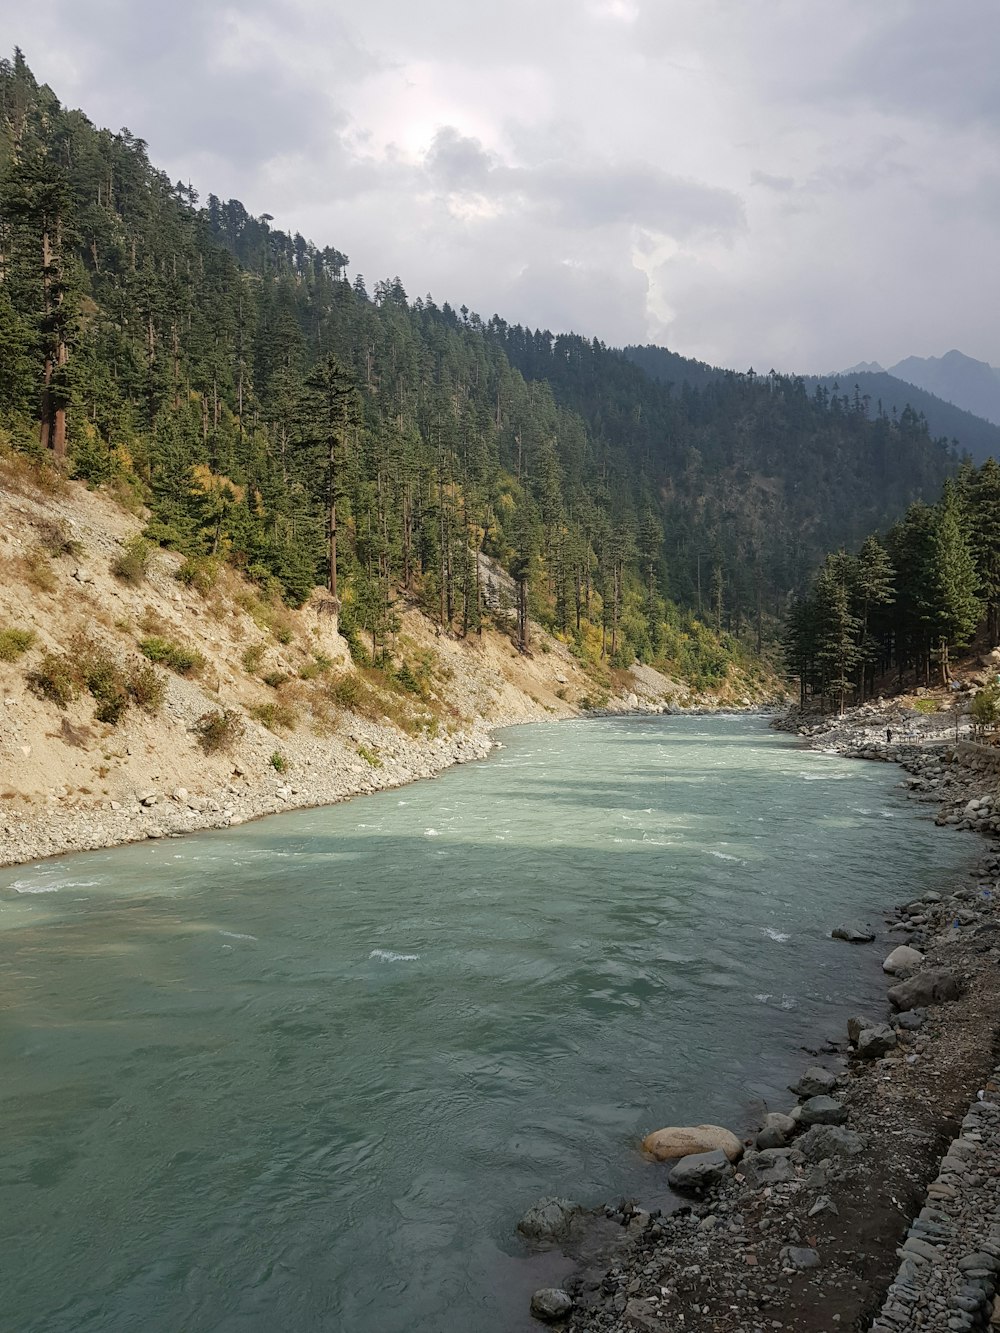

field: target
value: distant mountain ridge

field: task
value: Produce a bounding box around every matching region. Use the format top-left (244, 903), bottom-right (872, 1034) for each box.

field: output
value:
top-left (886, 350), bottom-right (1000, 428)
top-left (625, 345), bottom-right (1000, 464)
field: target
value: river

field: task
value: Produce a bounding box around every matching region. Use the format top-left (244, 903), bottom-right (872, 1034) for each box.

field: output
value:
top-left (0, 715), bottom-right (971, 1332)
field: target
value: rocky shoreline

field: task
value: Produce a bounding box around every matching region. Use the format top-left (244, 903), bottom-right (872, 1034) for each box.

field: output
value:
top-left (518, 711), bottom-right (1000, 1332)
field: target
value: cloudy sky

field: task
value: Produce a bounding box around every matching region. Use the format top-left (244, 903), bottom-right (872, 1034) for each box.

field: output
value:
top-left (4, 1), bottom-right (999, 372)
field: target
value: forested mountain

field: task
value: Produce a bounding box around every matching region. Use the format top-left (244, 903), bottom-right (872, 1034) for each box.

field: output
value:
top-left (799, 372), bottom-right (1000, 463)
top-left (627, 346), bottom-right (1000, 466)
top-left (784, 459), bottom-right (1000, 709)
top-left (0, 51), bottom-right (973, 677)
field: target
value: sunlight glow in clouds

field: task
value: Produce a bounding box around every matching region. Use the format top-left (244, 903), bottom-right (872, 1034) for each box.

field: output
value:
top-left (3, 0), bottom-right (998, 372)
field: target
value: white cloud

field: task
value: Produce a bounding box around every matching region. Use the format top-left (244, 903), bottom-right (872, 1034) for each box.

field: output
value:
top-left (3, 0), bottom-right (998, 369)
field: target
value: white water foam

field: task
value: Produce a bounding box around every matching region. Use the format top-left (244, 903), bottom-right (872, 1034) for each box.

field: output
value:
top-left (218, 931), bottom-right (258, 941)
top-left (424, 829), bottom-right (440, 837)
top-left (706, 850), bottom-right (742, 862)
top-left (762, 926), bottom-right (791, 943)
top-left (369, 948), bottom-right (420, 963)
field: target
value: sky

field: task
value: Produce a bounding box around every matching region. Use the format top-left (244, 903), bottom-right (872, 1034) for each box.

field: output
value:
top-left (4, 0), bottom-right (999, 373)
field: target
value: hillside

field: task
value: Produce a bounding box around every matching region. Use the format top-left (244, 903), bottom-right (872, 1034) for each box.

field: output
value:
top-left (625, 345), bottom-right (1000, 467)
top-left (799, 371), bottom-right (1000, 463)
top-left (0, 456), bottom-right (778, 865)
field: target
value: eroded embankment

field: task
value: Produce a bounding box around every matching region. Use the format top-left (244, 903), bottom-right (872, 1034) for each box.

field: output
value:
top-left (519, 737), bottom-right (1000, 1333)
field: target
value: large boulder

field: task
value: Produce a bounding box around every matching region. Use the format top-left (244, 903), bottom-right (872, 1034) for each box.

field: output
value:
top-left (796, 1124), bottom-right (867, 1161)
top-left (667, 1148), bottom-right (733, 1194)
top-left (888, 968), bottom-right (965, 1012)
top-left (883, 945), bottom-right (925, 975)
top-left (789, 1066), bottom-right (838, 1098)
top-left (798, 1095), bottom-right (848, 1127)
top-left (642, 1124), bottom-right (743, 1163)
top-left (856, 1024), bottom-right (898, 1060)
top-left (832, 924), bottom-right (876, 943)
top-left (530, 1289), bottom-right (574, 1322)
top-left (517, 1198), bottom-right (583, 1243)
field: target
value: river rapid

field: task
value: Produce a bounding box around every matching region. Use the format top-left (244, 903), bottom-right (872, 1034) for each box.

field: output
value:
top-left (0, 715), bottom-right (971, 1332)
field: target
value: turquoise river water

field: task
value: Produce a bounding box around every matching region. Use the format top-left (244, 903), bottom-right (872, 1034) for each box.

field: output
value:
top-left (0, 715), bottom-right (972, 1332)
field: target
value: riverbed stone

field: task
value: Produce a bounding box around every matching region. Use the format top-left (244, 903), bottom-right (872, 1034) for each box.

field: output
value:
top-left (517, 1198), bottom-right (583, 1243)
top-left (883, 944), bottom-right (925, 975)
top-left (642, 1124), bottom-right (743, 1162)
top-left (797, 1124), bottom-right (867, 1160)
top-left (832, 924), bottom-right (876, 943)
top-left (888, 968), bottom-right (965, 1011)
top-left (782, 1245), bottom-right (821, 1270)
top-left (530, 1288), bottom-right (574, 1321)
top-left (856, 1024), bottom-right (899, 1060)
top-left (741, 1147), bottom-right (796, 1186)
top-left (757, 1112), bottom-right (797, 1149)
top-left (667, 1148), bottom-right (733, 1194)
top-left (895, 1008), bottom-right (927, 1031)
top-left (790, 1066), bottom-right (838, 1098)
top-left (798, 1095), bottom-right (848, 1126)
top-left (848, 1014), bottom-right (877, 1043)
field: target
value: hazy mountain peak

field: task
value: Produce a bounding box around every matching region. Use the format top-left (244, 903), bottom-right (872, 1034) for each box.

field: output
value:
top-left (838, 360), bottom-right (885, 376)
top-left (888, 349), bottom-right (1000, 427)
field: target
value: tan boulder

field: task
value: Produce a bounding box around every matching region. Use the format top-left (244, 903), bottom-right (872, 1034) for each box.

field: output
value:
top-left (641, 1124), bottom-right (743, 1163)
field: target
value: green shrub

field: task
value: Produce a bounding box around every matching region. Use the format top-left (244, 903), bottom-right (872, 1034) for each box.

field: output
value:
top-left (111, 535), bottom-right (152, 586)
top-left (357, 743), bottom-right (381, 768)
top-left (139, 635), bottom-right (204, 676)
top-left (262, 670), bottom-right (289, 688)
top-left (175, 557), bottom-right (218, 596)
top-left (128, 662), bottom-right (166, 714)
top-left (249, 701), bottom-right (298, 731)
top-left (77, 642), bottom-right (129, 724)
top-left (241, 642), bottom-right (266, 674)
top-left (269, 751), bottom-right (288, 773)
top-left (0, 627), bottom-right (35, 662)
top-left (329, 673), bottom-right (360, 708)
top-left (26, 652), bottom-right (80, 708)
top-left (193, 708), bottom-right (245, 754)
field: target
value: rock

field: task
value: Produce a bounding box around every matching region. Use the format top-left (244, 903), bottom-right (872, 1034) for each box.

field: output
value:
top-left (756, 1112), bottom-right (797, 1150)
top-left (808, 1194), bottom-right (839, 1217)
top-left (667, 1148), bottom-right (733, 1194)
top-left (896, 1008), bottom-right (926, 1031)
top-left (888, 968), bottom-right (965, 1011)
top-left (517, 1198), bottom-right (582, 1243)
top-left (798, 1095), bottom-right (848, 1126)
top-left (623, 1298), bottom-right (661, 1332)
top-left (781, 1245), bottom-right (821, 1270)
top-left (790, 1066), bottom-right (838, 1098)
top-left (797, 1124), bottom-right (867, 1161)
top-left (530, 1288), bottom-right (574, 1322)
top-left (832, 924), bottom-right (876, 943)
top-left (856, 1024), bottom-right (898, 1060)
top-left (642, 1124), bottom-right (743, 1162)
top-left (741, 1148), bottom-right (796, 1186)
top-left (848, 1015), bottom-right (876, 1043)
top-left (883, 944), bottom-right (925, 975)
top-left (172, 786), bottom-right (188, 802)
